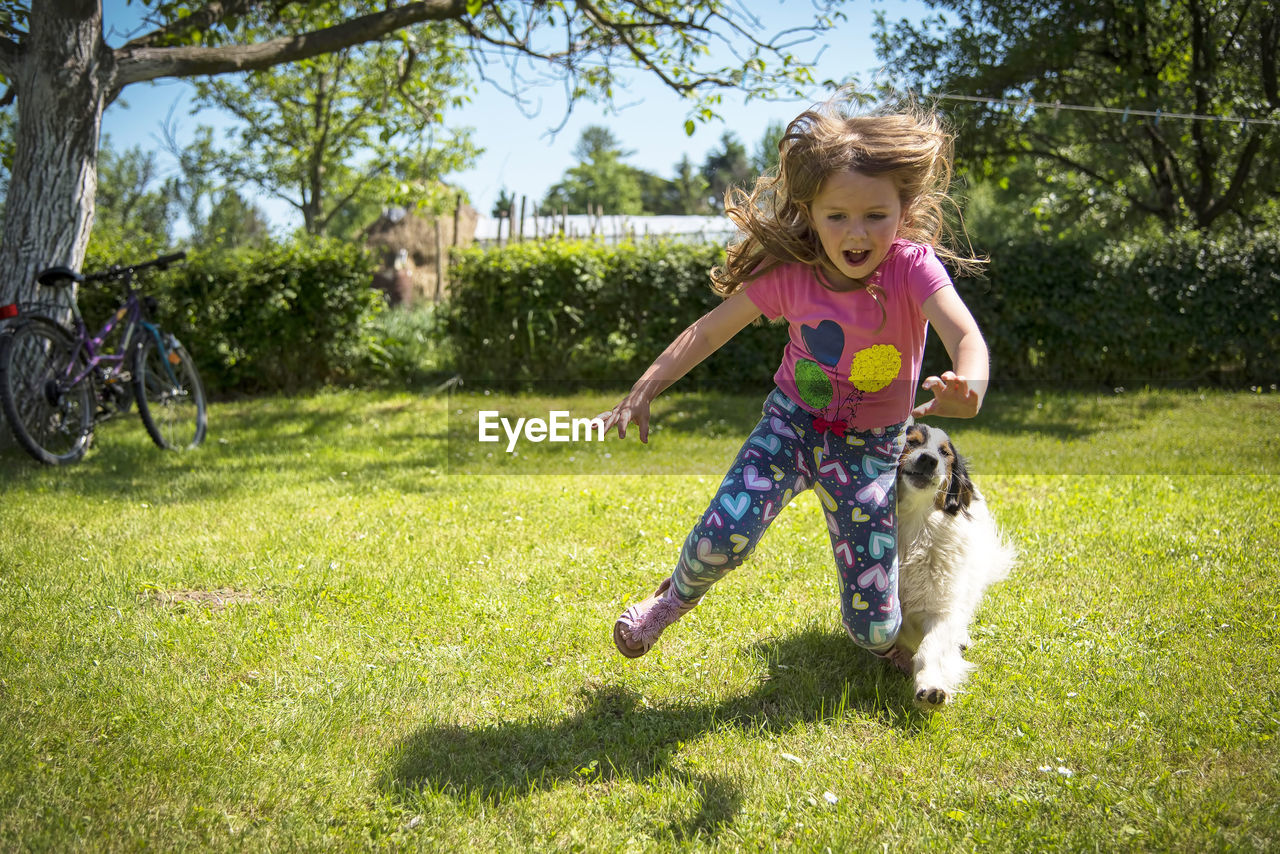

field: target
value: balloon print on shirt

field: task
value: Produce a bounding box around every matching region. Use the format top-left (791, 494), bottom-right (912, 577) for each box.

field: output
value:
top-left (801, 319), bottom-right (844, 367)
top-left (794, 359), bottom-right (833, 410)
top-left (794, 320), bottom-right (844, 411)
top-left (822, 343), bottom-right (904, 424)
top-left (848, 344), bottom-right (903, 393)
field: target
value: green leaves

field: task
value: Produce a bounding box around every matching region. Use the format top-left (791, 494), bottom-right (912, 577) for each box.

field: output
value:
top-left (144, 237), bottom-right (383, 394)
top-left (450, 230), bottom-right (1280, 390)
top-left (187, 10), bottom-right (476, 239)
top-left (446, 240), bottom-right (757, 385)
top-left (466, 1), bottom-right (844, 127)
top-left (875, 0), bottom-right (1279, 231)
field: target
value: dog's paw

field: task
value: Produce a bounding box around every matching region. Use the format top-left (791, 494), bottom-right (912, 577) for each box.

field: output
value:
top-left (915, 685), bottom-right (950, 707)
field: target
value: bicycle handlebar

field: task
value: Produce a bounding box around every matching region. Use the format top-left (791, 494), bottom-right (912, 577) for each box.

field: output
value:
top-left (83, 251), bottom-right (187, 283)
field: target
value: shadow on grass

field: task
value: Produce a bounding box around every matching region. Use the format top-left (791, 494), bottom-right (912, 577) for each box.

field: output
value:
top-left (385, 626), bottom-right (925, 842)
top-left (0, 407), bottom-right (452, 502)
top-left (961, 388), bottom-right (1184, 439)
top-left (0, 387), bottom-right (1208, 491)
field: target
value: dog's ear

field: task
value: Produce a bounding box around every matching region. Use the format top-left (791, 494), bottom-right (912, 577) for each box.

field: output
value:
top-left (943, 450), bottom-right (976, 516)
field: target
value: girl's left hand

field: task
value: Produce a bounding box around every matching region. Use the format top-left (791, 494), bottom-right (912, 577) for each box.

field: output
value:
top-left (912, 371), bottom-right (980, 419)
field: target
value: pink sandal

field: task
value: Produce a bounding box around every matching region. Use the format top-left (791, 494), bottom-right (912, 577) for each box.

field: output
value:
top-left (613, 577), bottom-right (698, 658)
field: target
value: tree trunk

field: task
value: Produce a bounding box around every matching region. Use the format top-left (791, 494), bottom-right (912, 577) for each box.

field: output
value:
top-left (1, 1), bottom-right (472, 304)
top-left (0, 0), bottom-right (112, 304)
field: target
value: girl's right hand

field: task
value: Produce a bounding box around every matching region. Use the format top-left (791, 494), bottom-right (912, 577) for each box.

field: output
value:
top-left (598, 393), bottom-right (653, 443)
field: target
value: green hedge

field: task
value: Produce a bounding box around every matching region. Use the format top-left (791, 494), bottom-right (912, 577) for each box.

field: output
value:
top-left (445, 240), bottom-right (783, 391)
top-left (81, 238), bottom-right (383, 395)
top-left (449, 232), bottom-right (1280, 390)
top-left (960, 230), bottom-right (1280, 386)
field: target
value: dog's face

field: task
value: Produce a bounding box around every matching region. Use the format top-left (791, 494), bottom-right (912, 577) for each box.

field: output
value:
top-left (898, 422), bottom-right (975, 516)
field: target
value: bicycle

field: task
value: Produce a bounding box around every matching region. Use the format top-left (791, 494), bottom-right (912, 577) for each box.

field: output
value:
top-left (0, 252), bottom-right (207, 465)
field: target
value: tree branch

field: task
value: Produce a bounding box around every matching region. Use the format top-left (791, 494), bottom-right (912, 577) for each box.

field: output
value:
top-left (575, 0), bottom-right (720, 95)
top-left (120, 0), bottom-right (276, 50)
top-left (395, 49), bottom-right (443, 123)
top-left (1012, 142), bottom-right (1167, 217)
top-left (113, 0), bottom-right (469, 89)
top-left (1199, 130), bottom-right (1264, 226)
top-left (317, 159), bottom-right (393, 233)
top-left (1261, 8), bottom-right (1279, 109)
top-left (1142, 123), bottom-right (1189, 218)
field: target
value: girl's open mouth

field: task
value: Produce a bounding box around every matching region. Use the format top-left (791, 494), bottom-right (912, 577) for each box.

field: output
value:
top-left (844, 249), bottom-right (870, 267)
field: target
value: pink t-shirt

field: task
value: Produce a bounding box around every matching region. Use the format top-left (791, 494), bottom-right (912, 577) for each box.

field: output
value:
top-left (744, 239), bottom-right (953, 429)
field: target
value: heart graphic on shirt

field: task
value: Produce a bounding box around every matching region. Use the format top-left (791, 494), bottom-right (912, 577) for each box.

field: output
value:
top-left (770, 464), bottom-right (786, 481)
top-left (794, 449), bottom-right (812, 479)
top-left (851, 507), bottom-right (871, 523)
top-left (849, 592), bottom-right (870, 611)
top-left (856, 479), bottom-right (890, 507)
top-left (730, 534), bottom-right (750, 553)
top-left (800, 319), bottom-right (845, 367)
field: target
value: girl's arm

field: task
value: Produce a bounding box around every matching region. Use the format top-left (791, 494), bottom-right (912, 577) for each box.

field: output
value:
top-left (600, 290), bottom-right (763, 442)
top-left (914, 285), bottom-right (988, 419)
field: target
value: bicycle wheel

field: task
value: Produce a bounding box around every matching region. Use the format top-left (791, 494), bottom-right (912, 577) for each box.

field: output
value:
top-left (133, 329), bottom-right (207, 450)
top-left (0, 317), bottom-right (94, 465)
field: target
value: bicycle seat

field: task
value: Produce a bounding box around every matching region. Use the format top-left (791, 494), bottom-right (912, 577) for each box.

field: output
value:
top-left (36, 266), bottom-right (85, 288)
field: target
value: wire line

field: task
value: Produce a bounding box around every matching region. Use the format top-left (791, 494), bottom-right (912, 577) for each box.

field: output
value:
top-left (920, 92), bottom-right (1279, 128)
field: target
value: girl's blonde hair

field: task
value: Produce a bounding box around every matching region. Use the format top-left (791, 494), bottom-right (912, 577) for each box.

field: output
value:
top-left (710, 93), bottom-right (984, 297)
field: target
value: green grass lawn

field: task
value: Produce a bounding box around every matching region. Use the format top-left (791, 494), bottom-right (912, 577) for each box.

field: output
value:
top-left (1, 387), bottom-right (1277, 851)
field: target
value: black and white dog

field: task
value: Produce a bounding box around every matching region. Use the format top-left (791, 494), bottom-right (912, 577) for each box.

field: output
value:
top-left (891, 422), bottom-right (1016, 707)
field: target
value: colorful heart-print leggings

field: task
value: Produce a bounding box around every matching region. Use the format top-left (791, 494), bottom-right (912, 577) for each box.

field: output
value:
top-left (668, 388), bottom-right (907, 651)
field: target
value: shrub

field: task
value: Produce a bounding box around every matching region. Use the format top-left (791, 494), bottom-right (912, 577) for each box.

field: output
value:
top-left (444, 231), bottom-right (1280, 391)
top-left (955, 230), bottom-right (1280, 387)
top-left (85, 237), bottom-right (384, 395)
top-left (445, 239), bottom-right (783, 392)
top-left (364, 303), bottom-right (453, 388)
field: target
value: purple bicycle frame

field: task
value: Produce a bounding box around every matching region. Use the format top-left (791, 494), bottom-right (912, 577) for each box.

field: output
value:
top-left (60, 291), bottom-right (160, 393)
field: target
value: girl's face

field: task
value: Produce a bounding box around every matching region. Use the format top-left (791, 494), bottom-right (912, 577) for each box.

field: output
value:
top-left (810, 169), bottom-right (905, 284)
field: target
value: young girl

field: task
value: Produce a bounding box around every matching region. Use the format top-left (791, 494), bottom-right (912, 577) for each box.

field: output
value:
top-left (601, 96), bottom-right (989, 662)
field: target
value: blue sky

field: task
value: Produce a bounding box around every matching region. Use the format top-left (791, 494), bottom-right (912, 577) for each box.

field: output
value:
top-left (100, 1), bottom-right (931, 230)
